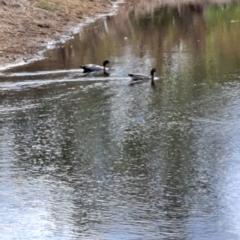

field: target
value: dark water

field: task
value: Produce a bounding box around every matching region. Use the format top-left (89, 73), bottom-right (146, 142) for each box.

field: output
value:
top-left (1, 1), bottom-right (240, 239)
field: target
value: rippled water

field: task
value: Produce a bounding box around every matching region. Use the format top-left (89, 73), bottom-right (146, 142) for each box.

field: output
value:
top-left (1, 1), bottom-right (240, 239)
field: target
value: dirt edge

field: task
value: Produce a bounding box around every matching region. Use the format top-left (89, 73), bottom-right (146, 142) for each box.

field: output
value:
top-left (0, 0), bottom-right (121, 71)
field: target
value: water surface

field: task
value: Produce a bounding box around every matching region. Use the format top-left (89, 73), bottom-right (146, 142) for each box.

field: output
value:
top-left (1, 1), bottom-right (240, 239)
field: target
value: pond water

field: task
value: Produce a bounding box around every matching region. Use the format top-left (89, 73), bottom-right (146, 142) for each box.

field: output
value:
top-left (1, 0), bottom-right (240, 239)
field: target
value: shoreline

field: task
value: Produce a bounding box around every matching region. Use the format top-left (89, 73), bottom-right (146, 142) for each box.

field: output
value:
top-left (0, 0), bottom-right (237, 72)
top-left (0, 0), bottom-right (123, 72)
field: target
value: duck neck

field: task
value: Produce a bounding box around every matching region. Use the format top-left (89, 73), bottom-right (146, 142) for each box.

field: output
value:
top-left (151, 73), bottom-right (155, 86)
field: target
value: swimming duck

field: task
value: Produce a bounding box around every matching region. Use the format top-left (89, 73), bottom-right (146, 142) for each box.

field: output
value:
top-left (80, 60), bottom-right (110, 75)
top-left (128, 68), bottom-right (156, 86)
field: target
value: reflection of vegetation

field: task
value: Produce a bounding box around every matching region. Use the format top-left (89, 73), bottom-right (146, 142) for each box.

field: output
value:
top-left (205, 3), bottom-right (240, 24)
top-left (130, 7), bottom-right (173, 30)
top-left (204, 3), bottom-right (240, 75)
top-left (127, 3), bottom-right (240, 79)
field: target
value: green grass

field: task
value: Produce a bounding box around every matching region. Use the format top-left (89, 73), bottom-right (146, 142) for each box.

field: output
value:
top-left (36, 1), bottom-right (54, 11)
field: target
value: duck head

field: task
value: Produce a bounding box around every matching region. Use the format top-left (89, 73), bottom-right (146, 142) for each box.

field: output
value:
top-left (103, 60), bottom-right (110, 67)
top-left (150, 68), bottom-right (156, 76)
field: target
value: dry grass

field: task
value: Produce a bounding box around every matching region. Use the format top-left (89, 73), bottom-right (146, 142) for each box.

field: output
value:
top-left (33, 0), bottom-right (110, 17)
top-left (0, 0), bottom-right (113, 66)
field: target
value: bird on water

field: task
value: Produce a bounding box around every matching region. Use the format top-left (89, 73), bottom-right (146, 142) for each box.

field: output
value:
top-left (128, 68), bottom-right (157, 86)
top-left (80, 60), bottom-right (110, 76)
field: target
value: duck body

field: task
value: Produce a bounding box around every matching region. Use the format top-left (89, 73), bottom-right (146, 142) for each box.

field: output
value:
top-left (80, 60), bottom-right (110, 75)
top-left (128, 68), bottom-right (157, 86)
top-left (128, 73), bottom-right (152, 81)
top-left (80, 64), bottom-right (104, 73)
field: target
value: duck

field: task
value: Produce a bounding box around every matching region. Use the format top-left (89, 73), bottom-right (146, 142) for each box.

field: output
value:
top-left (80, 60), bottom-right (110, 75)
top-left (128, 68), bottom-right (157, 86)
